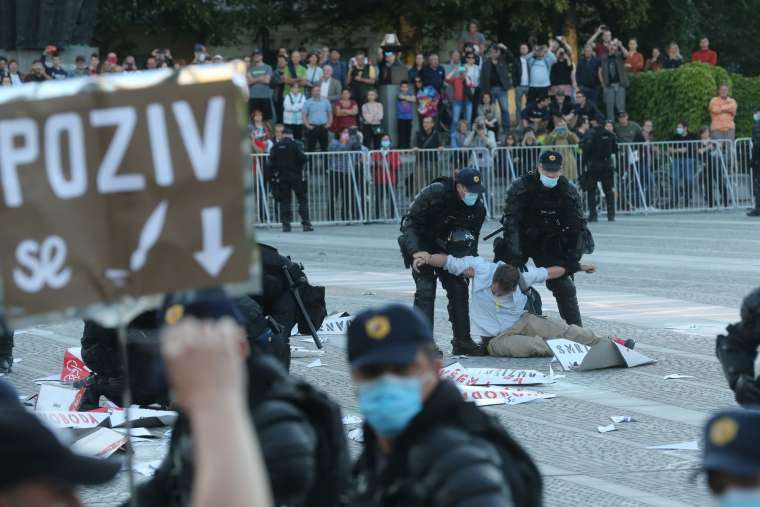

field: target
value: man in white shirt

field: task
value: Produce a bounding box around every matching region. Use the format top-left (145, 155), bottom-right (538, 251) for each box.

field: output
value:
top-left (414, 254), bottom-right (633, 357)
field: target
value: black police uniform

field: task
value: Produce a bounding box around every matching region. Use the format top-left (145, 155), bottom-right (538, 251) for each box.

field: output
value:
top-left (581, 124), bottom-right (618, 221)
top-left (749, 116), bottom-right (760, 216)
top-left (716, 287), bottom-right (760, 405)
top-left (0, 322), bottom-right (13, 374)
top-left (496, 151), bottom-right (593, 326)
top-left (270, 135), bottom-right (312, 231)
top-left (398, 170), bottom-right (486, 354)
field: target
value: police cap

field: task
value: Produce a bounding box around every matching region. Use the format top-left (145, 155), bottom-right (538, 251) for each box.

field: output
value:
top-left (539, 151), bottom-right (563, 172)
top-left (702, 408), bottom-right (760, 477)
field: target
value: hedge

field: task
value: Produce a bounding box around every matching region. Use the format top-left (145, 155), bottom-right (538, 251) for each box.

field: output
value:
top-left (627, 62), bottom-right (760, 139)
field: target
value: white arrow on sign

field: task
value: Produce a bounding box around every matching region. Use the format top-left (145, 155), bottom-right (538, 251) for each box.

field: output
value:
top-left (193, 207), bottom-right (233, 277)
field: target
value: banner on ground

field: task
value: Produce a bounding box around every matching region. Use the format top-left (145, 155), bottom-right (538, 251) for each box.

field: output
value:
top-left (547, 338), bottom-right (656, 371)
top-left (440, 362), bottom-right (553, 386)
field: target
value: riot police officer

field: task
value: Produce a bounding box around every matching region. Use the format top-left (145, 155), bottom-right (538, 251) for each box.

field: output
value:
top-left (270, 127), bottom-right (314, 232)
top-left (582, 116), bottom-right (618, 221)
top-left (748, 107), bottom-right (760, 217)
top-left (495, 150), bottom-right (593, 327)
top-left (716, 286), bottom-right (760, 405)
top-left (398, 167), bottom-right (486, 355)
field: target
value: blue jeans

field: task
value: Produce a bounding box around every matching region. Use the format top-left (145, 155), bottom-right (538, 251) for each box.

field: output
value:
top-left (515, 86), bottom-right (529, 126)
top-left (451, 100), bottom-right (473, 128)
top-left (579, 85), bottom-right (599, 108)
top-left (490, 86), bottom-right (510, 130)
top-left (671, 158), bottom-right (695, 207)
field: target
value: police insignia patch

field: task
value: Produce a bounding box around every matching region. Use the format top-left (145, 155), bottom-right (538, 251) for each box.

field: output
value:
top-left (709, 417), bottom-right (739, 447)
top-left (165, 304), bottom-right (184, 325)
top-left (473, 175), bottom-right (480, 183)
top-left (365, 315), bottom-right (391, 340)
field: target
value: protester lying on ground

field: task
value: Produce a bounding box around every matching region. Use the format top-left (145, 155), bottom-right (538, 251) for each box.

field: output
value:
top-left (0, 378), bottom-right (121, 507)
top-left (135, 288), bottom-right (349, 507)
top-left (702, 408), bottom-right (760, 506)
top-left (413, 254), bottom-right (635, 356)
top-left (347, 304), bottom-right (543, 506)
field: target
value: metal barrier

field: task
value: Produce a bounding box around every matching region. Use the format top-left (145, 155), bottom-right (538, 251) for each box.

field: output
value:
top-left (253, 138), bottom-right (756, 226)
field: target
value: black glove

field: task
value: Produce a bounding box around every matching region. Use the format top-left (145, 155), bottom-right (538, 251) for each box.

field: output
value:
top-left (734, 375), bottom-right (760, 406)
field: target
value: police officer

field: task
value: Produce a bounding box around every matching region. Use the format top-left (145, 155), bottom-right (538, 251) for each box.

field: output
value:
top-left (398, 167), bottom-right (486, 355)
top-left (716, 286), bottom-right (760, 405)
top-left (495, 150), bottom-right (593, 327)
top-left (270, 127), bottom-right (314, 232)
top-left (748, 107), bottom-right (760, 217)
top-left (347, 304), bottom-right (542, 507)
top-left (0, 322), bottom-right (13, 374)
top-left (582, 116), bottom-right (618, 221)
top-left (702, 409), bottom-right (760, 503)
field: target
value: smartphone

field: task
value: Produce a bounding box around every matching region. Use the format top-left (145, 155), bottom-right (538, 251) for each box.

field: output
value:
top-left (459, 66), bottom-right (466, 72)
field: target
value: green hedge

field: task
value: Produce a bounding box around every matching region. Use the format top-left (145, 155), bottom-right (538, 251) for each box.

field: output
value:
top-left (628, 62), bottom-right (760, 139)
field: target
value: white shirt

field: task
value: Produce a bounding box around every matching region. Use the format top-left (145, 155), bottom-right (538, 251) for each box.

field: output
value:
top-left (520, 56), bottom-right (529, 86)
top-left (320, 79), bottom-right (330, 100)
top-left (444, 256), bottom-right (548, 337)
top-left (465, 63), bottom-right (480, 87)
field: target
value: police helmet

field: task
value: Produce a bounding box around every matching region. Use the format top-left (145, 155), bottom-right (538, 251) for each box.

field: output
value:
top-left (446, 229), bottom-right (476, 257)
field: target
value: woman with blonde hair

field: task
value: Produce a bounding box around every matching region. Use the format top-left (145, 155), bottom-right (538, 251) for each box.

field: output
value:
top-left (662, 43), bottom-right (683, 69)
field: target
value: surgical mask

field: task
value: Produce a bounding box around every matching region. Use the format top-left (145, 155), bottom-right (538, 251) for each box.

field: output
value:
top-left (540, 174), bottom-right (559, 188)
top-left (358, 374), bottom-right (423, 437)
top-left (381, 139), bottom-right (391, 149)
top-left (340, 133), bottom-right (349, 143)
top-left (754, 113), bottom-right (760, 122)
top-left (555, 126), bottom-right (568, 135)
top-left (463, 192), bottom-right (479, 206)
top-left (676, 126), bottom-right (685, 135)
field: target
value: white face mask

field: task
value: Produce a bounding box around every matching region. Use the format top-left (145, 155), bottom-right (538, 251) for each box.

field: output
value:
top-left (540, 174), bottom-right (559, 188)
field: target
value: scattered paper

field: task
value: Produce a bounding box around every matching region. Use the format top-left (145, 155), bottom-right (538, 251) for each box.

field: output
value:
top-left (71, 428), bottom-right (128, 458)
top-left (610, 416), bottom-right (636, 424)
top-left (133, 460), bottom-right (163, 477)
top-left (36, 384), bottom-right (84, 412)
top-left (291, 347), bottom-right (324, 358)
top-left (342, 415), bottom-right (362, 425)
top-left (36, 410), bottom-right (110, 429)
top-left (646, 441), bottom-right (699, 451)
top-left (108, 407), bottom-right (178, 428)
top-left (548, 363), bottom-right (565, 380)
top-left (663, 374), bottom-right (695, 380)
top-left (449, 355), bottom-right (469, 359)
top-left (362, 291), bottom-right (376, 296)
top-left (547, 338), bottom-right (655, 371)
top-left (347, 427), bottom-right (364, 443)
top-left (13, 358), bottom-right (21, 364)
top-left (440, 363), bottom-right (554, 387)
top-left (306, 358), bottom-right (322, 368)
top-left (597, 424), bottom-right (617, 433)
top-left (114, 427), bottom-right (154, 438)
top-left (33, 374), bottom-right (61, 384)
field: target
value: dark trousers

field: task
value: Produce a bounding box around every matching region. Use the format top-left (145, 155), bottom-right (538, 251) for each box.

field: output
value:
top-left (0, 331), bottom-right (12, 357)
top-left (753, 162), bottom-right (760, 210)
top-left (328, 171), bottom-right (354, 221)
top-left (546, 276), bottom-right (582, 326)
top-left (528, 86), bottom-right (550, 104)
top-left (249, 98), bottom-right (274, 121)
top-left (702, 159), bottom-right (728, 208)
top-left (285, 124), bottom-right (303, 141)
top-left (397, 119), bottom-right (412, 149)
top-left (362, 125), bottom-right (382, 150)
top-left (278, 173), bottom-right (310, 225)
top-left (412, 267), bottom-right (471, 341)
top-left (587, 166), bottom-right (615, 219)
top-left (306, 125), bottom-right (329, 152)
top-left (373, 180), bottom-right (396, 219)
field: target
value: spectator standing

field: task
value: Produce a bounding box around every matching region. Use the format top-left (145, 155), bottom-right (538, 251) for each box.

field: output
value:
top-left (638, 119), bottom-right (657, 205)
top-left (318, 46), bottom-right (330, 66)
top-left (749, 107), bottom-right (760, 216)
top-left (379, 51), bottom-right (406, 85)
top-left (480, 43), bottom-right (513, 129)
top-left (464, 51), bottom-right (481, 123)
top-left (283, 82), bottom-right (306, 140)
top-left (549, 40), bottom-right (575, 98)
top-left (420, 53), bottom-right (446, 95)
top-left (122, 55), bottom-right (138, 71)
top-left (588, 25), bottom-right (613, 57)
top-left (625, 38), bottom-right (644, 74)
top-left (303, 84), bottom-right (333, 152)
top-left (24, 60), bottom-right (50, 82)
top-left (333, 88), bottom-right (359, 134)
top-left (396, 81), bottom-right (415, 148)
top-left (250, 110), bottom-right (273, 155)
top-left (514, 43), bottom-right (531, 126)
top-left (361, 89), bottom-right (384, 149)
top-left (478, 91), bottom-right (502, 137)
top-left (450, 119), bottom-right (469, 149)
top-left (7, 59), bottom-right (23, 85)
top-left (522, 95), bottom-right (552, 132)
top-left (328, 128), bottom-right (364, 221)
top-left (709, 83), bottom-right (737, 141)
top-left (319, 65), bottom-right (342, 104)
top-left (326, 49), bottom-right (347, 86)
top-left (45, 53), bottom-right (69, 79)
top-left (575, 45), bottom-right (602, 106)
top-left (88, 53), bottom-right (100, 75)
top-left (458, 21), bottom-right (486, 52)
top-left (416, 85), bottom-right (441, 124)
top-left (272, 55), bottom-right (288, 125)
top-left (599, 40), bottom-right (629, 120)
top-left (347, 50), bottom-right (377, 107)
top-left (697, 127), bottom-right (728, 208)
top-left (408, 53), bottom-right (425, 84)
top-left (248, 49), bottom-right (275, 121)
top-left (545, 117), bottom-right (580, 180)
top-left (692, 37), bottom-right (718, 65)
top-left (445, 57), bottom-right (473, 129)
top-left (305, 53), bottom-right (323, 86)
top-left (614, 111), bottom-right (642, 143)
top-left (668, 120), bottom-right (698, 208)
top-left (465, 117), bottom-right (497, 181)
top-left (73, 55), bottom-right (88, 76)
top-left (570, 89), bottom-right (602, 128)
top-left (372, 134), bottom-right (400, 218)
top-left (0, 75), bottom-right (10, 87)
top-left (526, 44), bottom-right (556, 104)
top-left (283, 50), bottom-right (308, 95)
top-left (662, 43), bottom-right (684, 69)
top-left (145, 55), bottom-right (158, 70)
top-left (0, 56), bottom-right (6, 79)
top-left (645, 47), bottom-right (663, 71)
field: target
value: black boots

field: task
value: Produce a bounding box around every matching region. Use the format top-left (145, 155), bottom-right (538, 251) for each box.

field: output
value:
top-left (451, 337), bottom-right (485, 356)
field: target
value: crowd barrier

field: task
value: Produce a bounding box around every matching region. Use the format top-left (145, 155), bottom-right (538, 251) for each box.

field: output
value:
top-left (251, 137), bottom-right (755, 226)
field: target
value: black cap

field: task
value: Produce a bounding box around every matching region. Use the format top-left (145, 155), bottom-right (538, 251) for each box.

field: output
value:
top-left (252, 48), bottom-right (262, 54)
top-left (539, 151), bottom-right (563, 172)
top-left (347, 304), bottom-right (434, 369)
top-left (455, 167), bottom-right (486, 193)
top-left (702, 408), bottom-right (760, 477)
top-left (0, 394), bottom-right (120, 491)
top-left (617, 110), bottom-right (628, 116)
top-left (160, 287), bottom-right (244, 326)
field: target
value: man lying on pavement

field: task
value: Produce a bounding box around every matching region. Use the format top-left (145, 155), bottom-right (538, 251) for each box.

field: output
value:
top-left (413, 254), bottom-right (635, 356)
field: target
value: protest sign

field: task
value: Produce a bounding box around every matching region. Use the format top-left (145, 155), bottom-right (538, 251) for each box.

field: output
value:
top-left (36, 410), bottom-right (110, 429)
top-left (60, 347), bottom-right (91, 382)
top-left (36, 384), bottom-right (85, 411)
top-left (440, 363), bottom-right (553, 386)
top-left (0, 64), bottom-right (256, 323)
top-left (457, 384), bottom-right (555, 407)
top-left (71, 427), bottom-right (128, 458)
top-left (547, 339), bottom-right (656, 371)
top-left (108, 406), bottom-right (178, 428)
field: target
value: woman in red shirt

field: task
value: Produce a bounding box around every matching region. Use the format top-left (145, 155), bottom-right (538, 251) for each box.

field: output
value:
top-left (333, 88), bottom-right (359, 133)
top-left (446, 63), bottom-right (473, 129)
top-left (371, 133), bottom-right (400, 219)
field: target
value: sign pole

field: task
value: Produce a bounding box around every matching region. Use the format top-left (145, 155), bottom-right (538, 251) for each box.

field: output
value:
top-left (116, 317), bottom-right (137, 507)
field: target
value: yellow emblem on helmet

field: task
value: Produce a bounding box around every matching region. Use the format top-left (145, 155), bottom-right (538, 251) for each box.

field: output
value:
top-left (549, 154), bottom-right (556, 161)
top-left (710, 417), bottom-right (739, 447)
top-left (473, 175), bottom-right (480, 183)
top-left (365, 315), bottom-right (391, 340)
top-left (165, 304), bottom-right (184, 325)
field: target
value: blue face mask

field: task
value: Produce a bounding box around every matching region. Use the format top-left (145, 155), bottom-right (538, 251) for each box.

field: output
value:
top-left (676, 126), bottom-right (685, 135)
top-left (718, 489), bottom-right (760, 507)
top-left (358, 374), bottom-right (423, 437)
top-left (540, 174), bottom-right (559, 188)
top-left (463, 192), bottom-right (479, 206)
top-left (381, 139), bottom-right (391, 149)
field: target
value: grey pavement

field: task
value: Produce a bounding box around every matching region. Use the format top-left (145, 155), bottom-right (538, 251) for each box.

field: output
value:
top-left (5, 209), bottom-right (759, 506)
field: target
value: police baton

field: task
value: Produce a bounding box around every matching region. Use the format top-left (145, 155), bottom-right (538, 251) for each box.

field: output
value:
top-left (282, 266), bottom-right (323, 349)
top-left (483, 226), bottom-right (504, 241)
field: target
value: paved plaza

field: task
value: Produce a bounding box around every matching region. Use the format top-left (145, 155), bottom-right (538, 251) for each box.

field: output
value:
top-left (6, 209), bottom-right (760, 506)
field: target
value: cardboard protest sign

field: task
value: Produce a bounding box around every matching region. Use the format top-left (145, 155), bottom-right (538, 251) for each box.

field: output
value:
top-left (60, 347), bottom-right (91, 382)
top-left (440, 362), bottom-right (552, 386)
top-left (36, 384), bottom-right (85, 411)
top-left (71, 427), bottom-right (128, 458)
top-left (457, 384), bottom-right (555, 407)
top-left (547, 339), bottom-right (656, 372)
top-left (0, 64), bottom-right (256, 323)
top-left (36, 410), bottom-right (110, 429)
top-left (108, 406), bottom-right (178, 428)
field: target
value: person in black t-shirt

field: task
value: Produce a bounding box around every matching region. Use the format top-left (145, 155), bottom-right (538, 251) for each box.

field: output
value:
top-left (667, 120), bottom-right (698, 208)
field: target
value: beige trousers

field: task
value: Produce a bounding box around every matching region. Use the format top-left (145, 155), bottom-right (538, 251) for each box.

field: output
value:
top-left (487, 313), bottom-right (602, 357)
